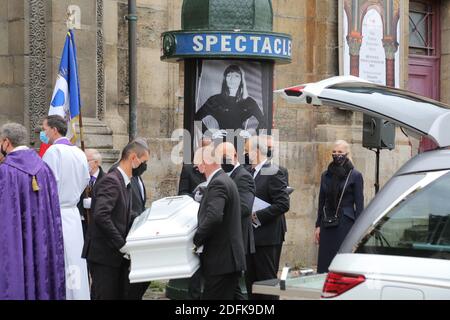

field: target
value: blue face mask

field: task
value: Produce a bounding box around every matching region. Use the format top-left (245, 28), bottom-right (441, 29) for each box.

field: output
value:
top-left (39, 131), bottom-right (49, 144)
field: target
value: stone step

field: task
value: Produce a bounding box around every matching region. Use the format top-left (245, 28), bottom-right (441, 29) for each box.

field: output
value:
top-left (74, 117), bottom-right (113, 149)
top-left (77, 117), bottom-right (113, 135)
top-left (72, 117), bottom-right (120, 170)
top-left (99, 149), bottom-right (121, 172)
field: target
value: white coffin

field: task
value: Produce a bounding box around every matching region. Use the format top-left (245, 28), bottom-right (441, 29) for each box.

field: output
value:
top-left (125, 195), bottom-right (200, 283)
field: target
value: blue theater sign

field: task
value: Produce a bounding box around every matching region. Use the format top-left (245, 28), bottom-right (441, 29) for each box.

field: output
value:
top-left (161, 31), bottom-right (292, 63)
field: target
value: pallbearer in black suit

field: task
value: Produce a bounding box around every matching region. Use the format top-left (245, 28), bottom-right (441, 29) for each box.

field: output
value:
top-left (108, 138), bottom-right (151, 300)
top-left (245, 135), bottom-right (290, 300)
top-left (110, 138), bottom-right (149, 227)
top-left (193, 145), bottom-right (246, 300)
top-left (179, 139), bottom-right (210, 300)
top-left (82, 140), bottom-right (150, 300)
top-left (217, 142), bottom-right (256, 299)
top-left (182, 163), bottom-right (207, 301)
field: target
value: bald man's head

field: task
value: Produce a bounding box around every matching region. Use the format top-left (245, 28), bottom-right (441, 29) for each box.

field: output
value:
top-left (194, 145), bottom-right (220, 177)
top-left (193, 147), bottom-right (203, 166)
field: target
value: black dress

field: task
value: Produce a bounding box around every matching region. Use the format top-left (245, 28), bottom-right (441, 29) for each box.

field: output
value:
top-left (195, 94), bottom-right (266, 133)
top-left (316, 168), bottom-right (364, 273)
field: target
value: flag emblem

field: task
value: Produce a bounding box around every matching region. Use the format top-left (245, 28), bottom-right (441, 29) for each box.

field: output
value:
top-left (48, 30), bottom-right (81, 143)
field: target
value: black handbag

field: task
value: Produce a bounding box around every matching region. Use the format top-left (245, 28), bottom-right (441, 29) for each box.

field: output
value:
top-left (322, 170), bottom-right (352, 228)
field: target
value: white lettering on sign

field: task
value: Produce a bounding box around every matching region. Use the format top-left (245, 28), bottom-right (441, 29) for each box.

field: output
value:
top-left (235, 36), bottom-right (247, 52)
top-left (205, 35), bottom-right (218, 51)
top-left (288, 40), bottom-right (292, 57)
top-left (274, 38), bottom-right (282, 54)
top-left (193, 35), bottom-right (203, 52)
top-left (261, 37), bottom-right (273, 54)
top-left (249, 36), bottom-right (261, 53)
top-left (188, 34), bottom-right (291, 57)
top-left (221, 35), bottom-right (232, 52)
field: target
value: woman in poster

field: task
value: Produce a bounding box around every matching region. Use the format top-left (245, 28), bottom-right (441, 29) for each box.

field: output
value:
top-left (195, 64), bottom-right (266, 137)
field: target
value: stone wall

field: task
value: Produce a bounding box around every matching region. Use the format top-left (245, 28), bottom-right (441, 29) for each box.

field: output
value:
top-left (107, 0), bottom-right (183, 200)
top-left (0, 0), bottom-right (25, 126)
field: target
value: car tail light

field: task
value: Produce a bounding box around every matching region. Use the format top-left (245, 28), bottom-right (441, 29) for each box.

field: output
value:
top-left (321, 272), bottom-right (365, 298)
top-left (284, 85), bottom-right (305, 97)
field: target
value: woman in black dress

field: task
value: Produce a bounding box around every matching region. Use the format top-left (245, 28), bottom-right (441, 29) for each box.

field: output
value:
top-left (315, 140), bottom-right (364, 273)
top-left (195, 64), bottom-right (266, 137)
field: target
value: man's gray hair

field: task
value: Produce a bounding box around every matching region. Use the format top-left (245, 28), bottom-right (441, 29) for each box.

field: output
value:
top-left (0, 123), bottom-right (28, 147)
top-left (85, 148), bottom-right (102, 165)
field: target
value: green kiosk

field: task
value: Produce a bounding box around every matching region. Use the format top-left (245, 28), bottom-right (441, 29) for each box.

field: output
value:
top-left (160, 0), bottom-right (292, 299)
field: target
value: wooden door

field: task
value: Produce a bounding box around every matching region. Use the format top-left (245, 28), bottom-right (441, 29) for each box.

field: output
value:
top-left (407, 0), bottom-right (440, 152)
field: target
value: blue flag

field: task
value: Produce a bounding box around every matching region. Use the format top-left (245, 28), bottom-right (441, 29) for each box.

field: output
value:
top-left (49, 30), bottom-right (81, 143)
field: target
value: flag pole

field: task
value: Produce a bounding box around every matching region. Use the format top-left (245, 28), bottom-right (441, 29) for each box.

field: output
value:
top-left (66, 10), bottom-right (85, 152)
top-left (78, 110), bottom-right (85, 152)
top-left (67, 9), bottom-right (90, 226)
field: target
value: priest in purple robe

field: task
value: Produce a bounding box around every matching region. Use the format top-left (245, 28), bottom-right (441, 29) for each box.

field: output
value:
top-left (0, 122), bottom-right (66, 300)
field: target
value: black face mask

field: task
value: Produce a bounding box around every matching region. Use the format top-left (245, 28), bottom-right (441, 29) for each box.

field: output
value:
top-left (0, 141), bottom-right (7, 157)
top-left (132, 161), bottom-right (147, 177)
top-left (221, 157), bottom-right (234, 173)
top-left (267, 147), bottom-right (273, 159)
top-left (332, 154), bottom-right (347, 166)
top-left (243, 153), bottom-right (250, 165)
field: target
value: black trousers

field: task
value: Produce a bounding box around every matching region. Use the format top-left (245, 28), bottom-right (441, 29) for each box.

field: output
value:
top-left (187, 268), bottom-right (203, 300)
top-left (202, 272), bottom-right (241, 300)
top-left (89, 260), bottom-right (150, 300)
top-left (89, 260), bottom-right (130, 300)
top-left (126, 281), bottom-right (150, 300)
top-left (245, 244), bottom-right (282, 300)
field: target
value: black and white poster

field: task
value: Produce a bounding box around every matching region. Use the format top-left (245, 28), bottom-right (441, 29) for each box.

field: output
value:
top-left (193, 60), bottom-right (269, 148)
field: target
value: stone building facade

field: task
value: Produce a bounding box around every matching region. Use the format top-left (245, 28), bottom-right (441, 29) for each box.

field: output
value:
top-left (1, 0), bottom-right (449, 268)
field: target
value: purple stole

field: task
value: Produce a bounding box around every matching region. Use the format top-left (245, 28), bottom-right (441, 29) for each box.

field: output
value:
top-left (53, 138), bottom-right (74, 146)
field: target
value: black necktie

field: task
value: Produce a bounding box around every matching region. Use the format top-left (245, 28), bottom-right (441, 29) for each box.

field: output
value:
top-left (127, 183), bottom-right (132, 210)
top-left (251, 168), bottom-right (256, 177)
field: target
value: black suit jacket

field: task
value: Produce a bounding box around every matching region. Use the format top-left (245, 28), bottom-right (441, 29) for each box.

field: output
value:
top-left (109, 163), bottom-right (147, 227)
top-left (253, 162), bottom-right (290, 246)
top-left (178, 163), bottom-right (206, 197)
top-left (279, 165), bottom-right (289, 185)
top-left (230, 165), bottom-right (256, 255)
top-left (193, 169), bottom-right (246, 276)
top-left (129, 176), bottom-right (147, 225)
top-left (265, 160), bottom-right (289, 185)
top-left (77, 166), bottom-right (105, 220)
top-left (82, 168), bottom-right (131, 267)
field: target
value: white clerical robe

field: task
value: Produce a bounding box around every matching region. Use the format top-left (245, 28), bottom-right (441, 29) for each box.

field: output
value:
top-left (43, 140), bottom-right (90, 300)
